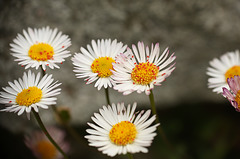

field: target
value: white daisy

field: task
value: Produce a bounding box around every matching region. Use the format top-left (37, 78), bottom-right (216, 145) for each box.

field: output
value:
top-left (10, 26), bottom-right (71, 71)
top-left (85, 102), bottom-right (159, 157)
top-left (207, 50), bottom-right (240, 93)
top-left (25, 127), bottom-right (70, 159)
top-left (71, 39), bottom-right (127, 90)
top-left (0, 70), bottom-right (61, 119)
top-left (112, 42), bottom-right (176, 95)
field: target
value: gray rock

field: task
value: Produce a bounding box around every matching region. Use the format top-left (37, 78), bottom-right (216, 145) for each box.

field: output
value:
top-left (0, 0), bottom-right (239, 131)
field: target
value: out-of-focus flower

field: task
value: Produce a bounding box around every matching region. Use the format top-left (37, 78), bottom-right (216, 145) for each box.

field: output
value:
top-left (222, 75), bottom-right (240, 112)
top-left (25, 127), bottom-right (69, 159)
top-left (207, 50), bottom-right (240, 93)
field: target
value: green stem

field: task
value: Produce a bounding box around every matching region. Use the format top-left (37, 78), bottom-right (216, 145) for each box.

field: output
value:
top-left (127, 153), bottom-right (134, 159)
top-left (149, 90), bottom-right (172, 149)
top-left (32, 110), bottom-right (69, 159)
top-left (104, 88), bottom-right (111, 105)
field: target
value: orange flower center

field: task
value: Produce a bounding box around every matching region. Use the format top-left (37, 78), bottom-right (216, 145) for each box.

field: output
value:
top-left (35, 140), bottom-right (57, 159)
top-left (131, 62), bottom-right (159, 85)
top-left (15, 86), bottom-right (42, 106)
top-left (235, 90), bottom-right (240, 109)
top-left (91, 57), bottom-right (115, 78)
top-left (109, 121), bottom-right (137, 146)
top-left (225, 65), bottom-right (240, 81)
top-left (28, 43), bottom-right (54, 61)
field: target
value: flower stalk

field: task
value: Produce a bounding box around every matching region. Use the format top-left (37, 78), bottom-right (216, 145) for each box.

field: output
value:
top-left (149, 90), bottom-right (172, 149)
top-left (127, 153), bottom-right (134, 159)
top-left (32, 110), bottom-right (69, 159)
top-left (105, 88), bottom-right (111, 105)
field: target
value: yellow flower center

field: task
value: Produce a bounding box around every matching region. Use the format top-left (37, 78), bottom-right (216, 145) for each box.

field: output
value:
top-left (28, 43), bottom-right (54, 61)
top-left (131, 62), bottom-right (159, 85)
top-left (235, 90), bottom-right (240, 109)
top-left (15, 86), bottom-right (42, 106)
top-left (225, 65), bottom-right (240, 81)
top-left (35, 140), bottom-right (57, 159)
top-left (109, 121), bottom-right (137, 146)
top-left (91, 57), bottom-right (115, 78)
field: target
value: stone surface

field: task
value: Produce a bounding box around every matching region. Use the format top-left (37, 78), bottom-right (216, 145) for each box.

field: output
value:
top-left (1, 0), bottom-right (240, 130)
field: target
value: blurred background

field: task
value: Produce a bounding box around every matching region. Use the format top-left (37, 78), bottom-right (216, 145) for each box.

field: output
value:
top-left (1, 0), bottom-right (240, 158)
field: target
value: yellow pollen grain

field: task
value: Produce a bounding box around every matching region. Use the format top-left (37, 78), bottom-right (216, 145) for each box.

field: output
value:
top-left (35, 140), bottom-right (57, 159)
top-left (131, 62), bottom-right (159, 85)
top-left (109, 121), bottom-right (137, 146)
top-left (28, 43), bottom-right (54, 61)
top-left (16, 86), bottom-right (42, 106)
top-left (91, 56), bottom-right (115, 78)
top-left (225, 65), bottom-right (240, 81)
top-left (235, 90), bottom-right (240, 109)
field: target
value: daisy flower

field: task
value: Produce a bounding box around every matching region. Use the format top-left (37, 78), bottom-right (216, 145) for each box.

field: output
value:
top-left (112, 42), bottom-right (176, 95)
top-left (0, 70), bottom-right (61, 119)
top-left (10, 26), bottom-right (71, 71)
top-left (25, 127), bottom-right (69, 159)
top-left (72, 39), bottom-right (127, 90)
top-left (85, 102), bottom-right (159, 157)
top-left (207, 50), bottom-right (240, 93)
top-left (222, 75), bottom-right (240, 112)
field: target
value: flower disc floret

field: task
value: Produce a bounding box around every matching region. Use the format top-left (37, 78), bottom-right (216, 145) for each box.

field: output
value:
top-left (16, 86), bottom-right (42, 106)
top-left (131, 62), bottom-right (159, 85)
top-left (91, 57), bottom-right (115, 78)
top-left (28, 43), bottom-right (54, 61)
top-left (35, 140), bottom-right (57, 159)
top-left (109, 121), bottom-right (137, 146)
top-left (225, 65), bottom-right (240, 81)
top-left (235, 90), bottom-right (240, 107)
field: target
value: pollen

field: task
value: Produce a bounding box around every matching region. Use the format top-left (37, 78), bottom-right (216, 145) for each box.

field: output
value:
top-left (225, 65), bottom-right (240, 81)
top-left (109, 121), bottom-right (137, 146)
top-left (91, 56), bottom-right (115, 78)
top-left (235, 90), bottom-right (240, 109)
top-left (28, 43), bottom-right (54, 61)
top-left (131, 62), bottom-right (159, 85)
top-left (35, 140), bottom-right (57, 159)
top-left (16, 86), bottom-right (42, 106)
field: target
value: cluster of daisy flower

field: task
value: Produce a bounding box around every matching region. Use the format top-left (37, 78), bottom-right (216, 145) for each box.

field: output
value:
top-left (71, 39), bottom-right (176, 94)
top-left (0, 26), bottom-right (177, 158)
top-left (1, 25), bottom-right (238, 159)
